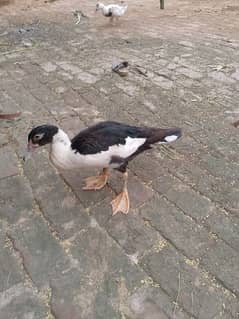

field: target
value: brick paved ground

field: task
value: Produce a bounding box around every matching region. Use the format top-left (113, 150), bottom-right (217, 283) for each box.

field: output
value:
top-left (0, 0), bottom-right (239, 318)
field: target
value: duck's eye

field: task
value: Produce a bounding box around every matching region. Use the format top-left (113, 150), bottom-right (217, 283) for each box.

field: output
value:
top-left (34, 133), bottom-right (44, 141)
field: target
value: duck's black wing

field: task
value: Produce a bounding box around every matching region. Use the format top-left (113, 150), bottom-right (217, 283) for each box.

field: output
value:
top-left (71, 121), bottom-right (182, 155)
top-left (71, 121), bottom-right (146, 155)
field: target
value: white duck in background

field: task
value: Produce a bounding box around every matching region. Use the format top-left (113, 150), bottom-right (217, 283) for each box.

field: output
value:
top-left (96, 2), bottom-right (128, 22)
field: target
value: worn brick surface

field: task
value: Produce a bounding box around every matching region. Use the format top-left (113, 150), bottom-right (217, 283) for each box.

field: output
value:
top-left (8, 215), bottom-right (70, 287)
top-left (0, 0), bottom-right (239, 318)
top-left (0, 176), bottom-right (33, 224)
top-left (0, 226), bottom-right (24, 292)
top-left (0, 284), bottom-right (48, 319)
top-left (0, 146), bottom-right (19, 179)
top-left (140, 245), bottom-right (238, 319)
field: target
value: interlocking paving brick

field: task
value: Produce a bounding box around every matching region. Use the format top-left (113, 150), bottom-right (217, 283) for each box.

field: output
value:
top-left (0, 146), bottom-right (19, 179)
top-left (154, 178), bottom-right (215, 221)
top-left (77, 71), bottom-right (99, 84)
top-left (23, 152), bottom-right (90, 239)
top-left (179, 41), bottom-right (195, 48)
top-left (40, 61), bottom-right (57, 73)
top-left (200, 153), bottom-right (239, 180)
top-left (0, 90), bottom-right (21, 114)
top-left (0, 283), bottom-right (48, 319)
top-left (0, 132), bottom-right (9, 147)
top-left (57, 61), bottom-right (82, 75)
top-left (0, 226), bottom-right (24, 293)
top-left (130, 153), bottom-right (168, 183)
top-left (50, 268), bottom-right (84, 319)
top-left (201, 241), bottom-right (239, 295)
top-left (152, 75), bottom-right (173, 90)
top-left (231, 70), bottom-right (239, 80)
top-left (140, 245), bottom-right (238, 319)
top-left (51, 224), bottom-right (141, 319)
top-left (138, 195), bottom-right (216, 259)
top-left (129, 286), bottom-right (191, 319)
top-left (209, 71), bottom-right (236, 83)
top-left (177, 67), bottom-right (203, 80)
top-left (9, 215), bottom-right (70, 287)
top-left (1, 81), bottom-right (45, 112)
top-left (65, 222), bottom-right (188, 319)
top-left (30, 84), bottom-right (61, 104)
top-left (0, 175), bottom-right (33, 224)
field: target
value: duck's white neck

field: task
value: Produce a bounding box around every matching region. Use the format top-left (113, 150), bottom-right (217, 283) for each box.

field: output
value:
top-left (52, 129), bottom-right (71, 147)
top-left (50, 129), bottom-right (72, 169)
top-left (97, 2), bottom-right (105, 9)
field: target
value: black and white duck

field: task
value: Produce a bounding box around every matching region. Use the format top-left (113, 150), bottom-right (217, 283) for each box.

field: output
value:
top-left (95, 2), bottom-right (128, 22)
top-left (24, 121), bottom-right (182, 215)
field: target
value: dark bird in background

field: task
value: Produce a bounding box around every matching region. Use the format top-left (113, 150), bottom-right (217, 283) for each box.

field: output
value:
top-left (24, 121), bottom-right (182, 215)
top-left (112, 61), bottom-right (129, 76)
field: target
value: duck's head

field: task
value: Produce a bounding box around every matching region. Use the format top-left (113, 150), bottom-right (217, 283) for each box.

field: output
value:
top-left (23, 124), bottom-right (58, 161)
top-left (96, 2), bottom-right (104, 11)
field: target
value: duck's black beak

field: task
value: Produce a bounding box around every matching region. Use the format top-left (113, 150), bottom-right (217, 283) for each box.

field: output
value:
top-left (23, 140), bottom-right (39, 161)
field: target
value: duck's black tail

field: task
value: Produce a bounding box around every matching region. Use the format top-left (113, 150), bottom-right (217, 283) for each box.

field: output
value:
top-left (145, 127), bottom-right (182, 145)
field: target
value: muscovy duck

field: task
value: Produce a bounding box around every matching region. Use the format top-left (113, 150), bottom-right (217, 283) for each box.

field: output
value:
top-left (95, 2), bottom-right (128, 22)
top-left (24, 121), bottom-right (182, 215)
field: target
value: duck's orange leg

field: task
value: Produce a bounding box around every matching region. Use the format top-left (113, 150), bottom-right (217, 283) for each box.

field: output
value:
top-left (111, 171), bottom-right (130, 215)
top-left (83, 168), bottom-right (109, 190)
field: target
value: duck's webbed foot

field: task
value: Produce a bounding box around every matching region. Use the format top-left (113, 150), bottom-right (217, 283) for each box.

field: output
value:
top-left (111, 171), bottom-right (130, 215)
top-left (83, 168), bottom-right (109, 190)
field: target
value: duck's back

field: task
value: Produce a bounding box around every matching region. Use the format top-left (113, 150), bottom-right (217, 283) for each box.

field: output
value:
top-left (71, 121), bottom-right (147, 155)
top-left (105, 4), bottom-right (127, 16)
top-left (69, 121), bottom-right (181, 169)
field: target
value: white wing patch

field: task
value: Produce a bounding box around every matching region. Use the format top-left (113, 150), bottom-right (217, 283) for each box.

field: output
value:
top-left (109, 137), bottom-right (146, 158)
top-left (164, 135), bottom-right (179, 143)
